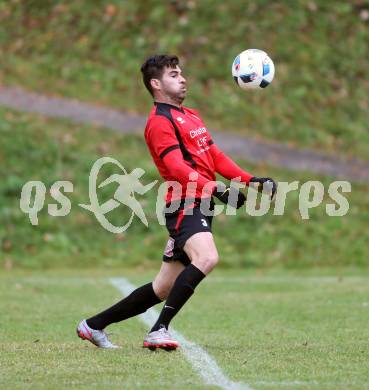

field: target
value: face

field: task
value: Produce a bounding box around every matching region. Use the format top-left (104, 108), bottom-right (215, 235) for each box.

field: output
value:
top-left (152, 65), bottom-right (187, 104)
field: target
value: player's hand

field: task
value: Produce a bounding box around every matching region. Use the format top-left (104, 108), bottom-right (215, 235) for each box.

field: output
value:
top-left (249, 177), bottom-right (277, 200)
top-left (213, 183), bottom-right (246, 209)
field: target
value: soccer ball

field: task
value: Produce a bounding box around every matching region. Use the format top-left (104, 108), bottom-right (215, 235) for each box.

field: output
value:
top-left (232, 49), bottom-right (275, 90)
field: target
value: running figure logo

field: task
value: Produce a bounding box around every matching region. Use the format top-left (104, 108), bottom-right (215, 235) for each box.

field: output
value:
top-left (79, 157), bottom-right (157, 233)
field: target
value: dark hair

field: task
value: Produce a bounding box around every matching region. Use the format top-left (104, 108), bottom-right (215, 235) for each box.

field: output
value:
top-left (140, 55), bottom-right (179, 96)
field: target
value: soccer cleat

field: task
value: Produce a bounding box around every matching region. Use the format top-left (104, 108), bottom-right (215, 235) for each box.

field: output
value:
top-left (76, 319), bottom-right (120, 349)
top-left (143, 327), bottom-right (180, 350)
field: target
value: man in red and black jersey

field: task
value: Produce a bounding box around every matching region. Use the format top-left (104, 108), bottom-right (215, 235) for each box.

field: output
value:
top-left (77, 55), bottom-right (276, 350)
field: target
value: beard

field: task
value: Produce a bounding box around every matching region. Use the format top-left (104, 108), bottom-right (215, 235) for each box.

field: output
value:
top-left (165, 87), bottom-right (186, 105)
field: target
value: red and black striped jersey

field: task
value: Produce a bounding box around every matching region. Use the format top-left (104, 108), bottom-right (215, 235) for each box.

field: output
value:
top-left (144, 102), bottom-right (253, 203)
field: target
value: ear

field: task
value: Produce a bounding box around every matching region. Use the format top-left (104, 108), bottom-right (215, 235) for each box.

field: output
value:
top-left (150, 78), bottom-right (161, 92)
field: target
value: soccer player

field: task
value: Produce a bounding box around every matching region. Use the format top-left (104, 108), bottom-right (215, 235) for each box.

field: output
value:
top-left (77, 55), bottom-right (276, 349)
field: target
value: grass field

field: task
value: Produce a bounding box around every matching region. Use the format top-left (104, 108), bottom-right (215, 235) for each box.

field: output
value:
top-left (1, 3), bottom-right (368, 388)
top-left (1, 268), bottom-right (369, 389)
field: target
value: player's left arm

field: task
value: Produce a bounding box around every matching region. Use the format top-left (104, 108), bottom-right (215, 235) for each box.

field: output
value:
top-left (209, 142), bottom-right (254, 184)
top-left (209, 142), bottom-right (277, 200)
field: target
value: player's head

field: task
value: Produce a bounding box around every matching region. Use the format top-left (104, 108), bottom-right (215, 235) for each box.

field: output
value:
top-left (140, 55), bottom-right (187, 105)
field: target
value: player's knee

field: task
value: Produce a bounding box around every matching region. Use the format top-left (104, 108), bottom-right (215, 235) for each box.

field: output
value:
top-left (153, 281), bottom-right (172, 300)
top-left (193, 252), bottom-right (219, 274)
top-left (206, 253), bottom-right (219, 271)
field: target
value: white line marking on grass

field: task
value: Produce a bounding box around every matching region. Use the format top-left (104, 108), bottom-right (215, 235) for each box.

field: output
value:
top-left (110, 277), bottom-right (252, 390)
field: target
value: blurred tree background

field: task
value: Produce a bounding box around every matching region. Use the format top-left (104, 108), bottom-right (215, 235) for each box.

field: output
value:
top-left (0, 0), bottom-right (368, 157)
top-left (0, 0), bottom-right (368, 269)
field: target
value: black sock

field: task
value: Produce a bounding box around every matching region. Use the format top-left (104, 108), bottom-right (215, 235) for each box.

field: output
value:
top-left (150, 264), bottom-right (205, 332)
top-left (86, 282), bottom-right (161, 330)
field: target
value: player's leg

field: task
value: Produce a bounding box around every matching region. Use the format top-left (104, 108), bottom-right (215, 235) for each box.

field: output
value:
top-left (182, 231), bottom-right (219, 274)
top-left (152, 260), bottom-right (186, 300)
top-left (142, 260), bottom-right (187, 349)
top-left (77, 260), bottom-right (184, 348)
top-left (77, 276), bottom-right (161, 348)
top-left (143, 201), bottom-right (217, 349)
top-left (149, 232), bottom-right (218, 333)
top-left (85, 281), bottom-right (161, 331)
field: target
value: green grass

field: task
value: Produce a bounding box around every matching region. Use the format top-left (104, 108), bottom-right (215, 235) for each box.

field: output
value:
top-left (0, 270), bottom-right (201, 389)
top-left (1, 268), bottom-right (369, 389)
top-left (0, 1), bottom-right (368, 159)
top-left (1, 107), bottom-right (369, 269)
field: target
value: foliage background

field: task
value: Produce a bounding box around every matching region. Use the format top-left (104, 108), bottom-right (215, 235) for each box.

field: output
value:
top-left (0, 0), bottom-right (368, 269)
top-left (1, 0), bottom-right (368, 157)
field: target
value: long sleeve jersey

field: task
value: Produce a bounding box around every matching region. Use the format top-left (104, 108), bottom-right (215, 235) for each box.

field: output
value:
top-left (144, 102), bottom-right (254, 203)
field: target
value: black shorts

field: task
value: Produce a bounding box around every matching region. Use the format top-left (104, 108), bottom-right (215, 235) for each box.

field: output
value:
top-left (162, 198), bottom-right (214, 266)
